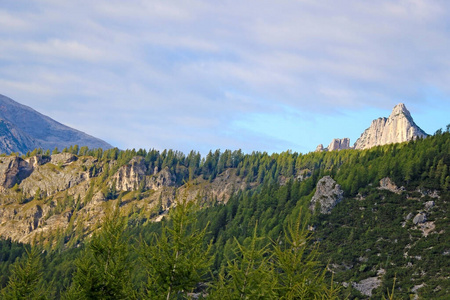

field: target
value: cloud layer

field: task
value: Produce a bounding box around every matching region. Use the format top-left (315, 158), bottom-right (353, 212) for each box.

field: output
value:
top-left (1, 0), bottom-right (450, 154)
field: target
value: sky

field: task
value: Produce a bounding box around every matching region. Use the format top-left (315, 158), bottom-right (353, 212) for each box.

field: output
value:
top-left (1, 0), bottom-right (450, 155)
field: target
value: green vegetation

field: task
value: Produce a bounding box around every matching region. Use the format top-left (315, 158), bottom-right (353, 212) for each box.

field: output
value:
top-left (1, 129), bottom-right (450, 298)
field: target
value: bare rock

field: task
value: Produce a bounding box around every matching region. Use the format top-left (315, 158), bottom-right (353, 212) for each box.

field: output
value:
top-left (352, 276), bottom-right (382, 297)
top-left (425, 201), bottom-right (435, 210)
top-left (378, 177), bottom-right (401, 193)
top-left (310, 176), bottom-right (344, 214)
top-left (413, 213), bottom-right (427, 225)
top-left (25, 155), bottom-right (51, 167)
top-left (111, 156), bottom-right (147, 191)
top-left (147, 167), bottom-right (176, 190)
top-left (354, 103), bottom-right (428, 150)
top-left (327, 138), bottom-right (351, 151)
top-left (0, 156), bottom-right (33, 189)
top-left (51, 153), bottom-right (78, 165)
top-left (315, 144), bottom-right (324, 152)
top-left (20, 157), bottom-right (90, 197)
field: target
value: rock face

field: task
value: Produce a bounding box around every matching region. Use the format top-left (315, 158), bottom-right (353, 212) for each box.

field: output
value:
top-left (315, 138), bottom-right (351, 152)
top-left (0, 152), bottom-right (250, 244)
top-left (0, 118), bottom-right (40, 154)
top-left (310, 176), bottom-right (344, 214)
top-left (354, 103), bottom-right (428, 150)
top-left (0, 156), bottom-right (33, 189)
top-left (111, 157), bottom-right (148, 191)
top-left (352, 276), bottom-right (382, 297)
top-left (315, 144), bottom-right (324, 152)
top-left (327, 138), bottom-right (351, 151)
top-left (378, 177), bottom-right (404, 193)
top-left (0, 94), bottom-right (112, 154)
top-left (413, 213), bottom-right (427, 225)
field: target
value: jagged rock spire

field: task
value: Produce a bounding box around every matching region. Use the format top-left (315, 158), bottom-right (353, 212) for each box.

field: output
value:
top-left (353, 103), bottom-right (428, 150)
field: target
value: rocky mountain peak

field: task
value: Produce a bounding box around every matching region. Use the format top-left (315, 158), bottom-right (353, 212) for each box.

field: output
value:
top-left (353, 103), bottom-right (428, 150)
top-left (315, 103), bottom-right (428, 152)
top-left (391, 103), bottom-right (409, 117)
top-left (0, 94), bottom-right (112, 154)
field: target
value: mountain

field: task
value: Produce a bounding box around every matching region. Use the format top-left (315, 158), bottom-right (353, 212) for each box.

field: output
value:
top-left (0, 118), bottom-right (39, 154)
top-left (316, 103), bottom-right (428, 152)
top-left (0, 132), bottom-right (449, 298)
top-left (0, 94), bottom-right (112, 154)
top-left (353, 103), bottom-right (428, 150)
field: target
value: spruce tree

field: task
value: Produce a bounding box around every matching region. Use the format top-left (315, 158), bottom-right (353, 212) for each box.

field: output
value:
top-left (1, 247), bottom-right (48, 300)
top-left (140, 191), bottom-right (212, 299)
top-left (64, 205), bottom-right (135, 300)
top-left (209, 227), bottom-right (277, 299)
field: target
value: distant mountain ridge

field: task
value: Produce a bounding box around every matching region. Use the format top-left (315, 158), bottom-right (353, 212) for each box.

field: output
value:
top-left (0, 94), bottom-right (112, 154)
top-left (316, 103), bottom-right (428, 152)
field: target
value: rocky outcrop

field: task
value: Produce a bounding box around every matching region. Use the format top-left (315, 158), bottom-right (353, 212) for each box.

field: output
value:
top-left (111, 157), bottom-right (148, 191)
top-left (147, 167), bottom-right (176, 190)
top-left (354, 103), bottom-right (428, 150)
top-left (313, 103), bottom-right (428, 152)
top-left (328, 138), bottom-right (351, 151)
top-left (19, 155), bottom-right (92, 197)
top-left (378, 177), bottom-right (404, 193)
top-left (352, 277), bottom-right (382, 297)
top-left (315, 144), bottom-right (324, 152)
top-left (351, 269), bottom-right (385, 297)
top-left (413, 213), bottom-right (427, 225)
top-left (315, 138), bottom-right (351, 152)
top-left (50, 153), bottom-right (78, 165)
top-left (310, 176), bottom-right (344, 214)
top-left (25, 155), bottom-right (51, 167)
top-left (0, 156), bottom-right (33, 189)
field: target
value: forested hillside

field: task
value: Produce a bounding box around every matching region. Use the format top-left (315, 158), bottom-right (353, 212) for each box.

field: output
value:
top-left (0, 129), bottom-right (449, 299)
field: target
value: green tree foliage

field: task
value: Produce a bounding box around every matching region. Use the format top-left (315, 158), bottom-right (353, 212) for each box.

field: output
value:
top-left (210, 213), bottom-right (338, 299)
top-left (64, 205), bottom-right (135, 300)
top-left (209, 227), bottom-right (277, 299)
top-left (1, 247), bottom-right (48, 299)
top-left (272, 213), bottom-right (337, 299)
top-left (140, 192), bottom-right (212, 299)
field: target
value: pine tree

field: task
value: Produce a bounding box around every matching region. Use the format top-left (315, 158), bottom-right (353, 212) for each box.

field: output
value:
top-left (209, 226), bottom-right (277, 299)
top-left (64, 205), bottom-right (135, 300)
top-left (1, 247), bottom-right (48, 299)
top-left (140, 190), bottom-right (212, 299)
top-left (272, 212), bottom-right (338, 299)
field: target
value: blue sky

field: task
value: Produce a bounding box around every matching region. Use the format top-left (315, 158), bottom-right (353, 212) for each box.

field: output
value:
top-left (1, 0), bottom-right (450, 155)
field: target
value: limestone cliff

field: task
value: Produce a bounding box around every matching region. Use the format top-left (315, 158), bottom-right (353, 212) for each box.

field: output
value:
top-left (0, 153), bottom-right (248, 244)
top-left (315, 138), bottom-right (351, 152)
top-left (327, 138), bottom-right (351, 151)
top-left (353, 103), bottom-right (428, 150)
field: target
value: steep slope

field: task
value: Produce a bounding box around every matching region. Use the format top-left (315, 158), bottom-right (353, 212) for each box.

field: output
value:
top-left (354, 103), bottom-right (428, 150)
top-left (0, 118), bottom-right (39, 154)
top-left (0, 94), bottom-right (112, 154)
top-left (0, 133), bottom-right (449, 298)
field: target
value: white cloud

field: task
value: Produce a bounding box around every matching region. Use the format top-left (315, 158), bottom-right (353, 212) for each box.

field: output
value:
top-left (1, 0), bottom-right (450, 153)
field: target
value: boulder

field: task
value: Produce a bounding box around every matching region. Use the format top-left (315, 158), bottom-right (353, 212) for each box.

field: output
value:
top-left (425, 201), bottom-right (435, 210)
top-left (310, 176), bottom-right (344, 214)
top-left (378, 177), bottom-right (401, 193)
top-left (413, 213), bottom-right (427, 225)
